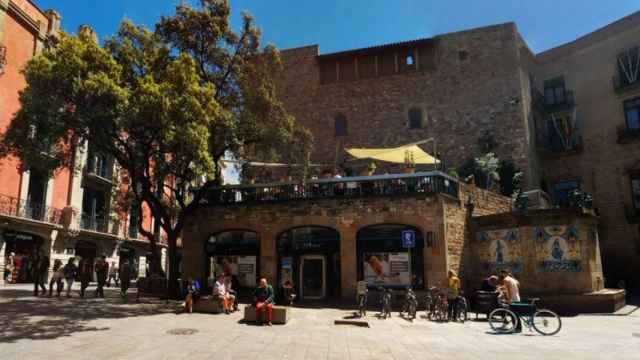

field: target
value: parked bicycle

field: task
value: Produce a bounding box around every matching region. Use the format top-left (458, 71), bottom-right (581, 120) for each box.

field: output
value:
top-left (424, 286), bottom-right (439, 320)
top-left (358, 289), bottom-right (368, 317)
top-left (380, 287), bottom-right (392, 319)
top-left (402, 286), bottom-right (418, 320)
top-left (488, 298), bottom-right (562, 336)
top-left (426, 287), bottom-right (448, 321)
top-left (455, 291), bottom-right (468, 323)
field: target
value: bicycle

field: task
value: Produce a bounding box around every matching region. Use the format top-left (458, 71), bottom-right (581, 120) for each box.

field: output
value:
top-left (380, 287), bottom-right (392, 319)
top-left (455, 291), bottom-right (468, 323)
top-left (401, 287), bottom-right (418, 320)
top-left (424, 287), bottom-right (439, 320)
top-left (488, 298), bottom-right (562, 336)
top-left (358, 291), bottom-right (368, 317)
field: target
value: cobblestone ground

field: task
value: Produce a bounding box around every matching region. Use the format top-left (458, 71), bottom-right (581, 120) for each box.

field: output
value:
top-left (0, 284), bottom-right (638, 360)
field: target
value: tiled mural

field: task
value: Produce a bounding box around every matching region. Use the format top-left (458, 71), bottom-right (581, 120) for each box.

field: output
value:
top-left (476, 228), bottom-right (523, 274)
top-left (534, 225), bottom-right (582, 272)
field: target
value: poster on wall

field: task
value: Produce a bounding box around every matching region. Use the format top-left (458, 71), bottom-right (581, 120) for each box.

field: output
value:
top-left (280, 257), bottom-right (293, 287)
top-left (363, 252), bottom-right (411, 287)
top-left (210, 256), bottom-right (257, 288)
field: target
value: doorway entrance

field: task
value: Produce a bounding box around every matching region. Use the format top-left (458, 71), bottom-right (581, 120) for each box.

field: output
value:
top-left (300, 255), bottom-right (326, 300)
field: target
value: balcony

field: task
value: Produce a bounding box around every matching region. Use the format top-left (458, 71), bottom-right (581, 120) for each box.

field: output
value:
top-left (625, 205), bottom-right (640, 224)
top-left (0, 194), bottom-right (62, 224)
top-left (84, 154), bottom-right (114, 185)
top-left (543, 90), bottom-right (575, 114)
top-left (80, 214), bottom-right (123, 236)
top-left (203, 171), bottom-right (459, 206)
top-left (536, 133), bottom-right (583, 157)
top-left (613, 74), bottom-right (640, 94)
top-left (617, 125), bottom-right (640, 144)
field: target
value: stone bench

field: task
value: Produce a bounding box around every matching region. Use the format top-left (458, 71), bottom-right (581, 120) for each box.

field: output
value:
top-left (243, 304), bottom-right (289, 324)
top-left (193, 296), bottom-right (223, 314)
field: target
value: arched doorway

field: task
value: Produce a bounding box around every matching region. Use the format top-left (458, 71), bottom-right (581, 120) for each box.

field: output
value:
top-left (277, 226), bottom-right (340, 300)
top-left (204, 230), bottom-right (260, 291)
top-left (357, 224), bottom-right (425, 289)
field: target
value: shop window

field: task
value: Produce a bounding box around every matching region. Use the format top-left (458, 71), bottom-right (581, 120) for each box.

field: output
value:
top-left (205, 230), bottom-right (260, 289)
top-left (356, 224), bottom-right (424, 289)
top-left (408, 108), bottom-right (423, 129)
top-left (552, 180), bottom-right (581, 207)
top-left (624, 97), bottom-right (640, 131)
top-left (631, 174), bottom-right (640, 209)
top-left (544, 77), bottom-right (566, 106)
top-left (335, 115), bottom-right (348, 137)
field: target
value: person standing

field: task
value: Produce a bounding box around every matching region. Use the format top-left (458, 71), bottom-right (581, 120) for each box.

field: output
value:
top-left (94, 256), bottom-right (109, 298)
top-left (480, 275), bottom-right (499, 292)
top-left (499, 269), bottom-right (522, 332)
top-left (446, 270), bottom-right (461, 322)
top-left (48, 259), bottom-right (64, 297)
top-left (119, 260), bottom-right (132, 298)
top-left (78, 258), bottom-right (93, 298)
top-left (63, 258), bottom-right (78, 297)
top-left (253, 278), bottom-right (274, 326)
top-left (107, 261), bottom-right (118, 287)
top-left (33, 252), bottom-right (49, 296)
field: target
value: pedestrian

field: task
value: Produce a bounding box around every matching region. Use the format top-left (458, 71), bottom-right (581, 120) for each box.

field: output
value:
top-left (63, 258), bottom-right (78, 297)
top-left (6, 252), bottom-right (15, 283)
top-left (253, 278), bottom-right (274, 326)
top-left (94, 256), bottom-right (108, 298)
top-left (119, 259), bottom-right (131, 298)
top-left (107, 261), bottom-right (118, 287)
top-left (213, 274), bottom-right (232, 314)
top-left (183, 277), bottom-right (199, 314)
top-left (33, 252), bottom-right (49, 296)
top-left (78, 258), bottom-right (93, 298)
top-left (499, 269), bottom-right (522, 332)
top-left (446, 270), bottom-right (461, 322)
top-left (48, 259), bottom-right (64, 297)
top-left (480, 275), bottom-right (499, 292)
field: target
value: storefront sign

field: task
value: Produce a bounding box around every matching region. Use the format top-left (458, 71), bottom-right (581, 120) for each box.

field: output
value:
top-left (363, 252), bottom-right (411, 287)
top-left (402, 230), bottom-right (415, 248)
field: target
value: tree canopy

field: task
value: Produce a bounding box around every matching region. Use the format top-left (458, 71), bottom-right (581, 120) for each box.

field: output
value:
top-left (0, 0), bottom-right (311, 295)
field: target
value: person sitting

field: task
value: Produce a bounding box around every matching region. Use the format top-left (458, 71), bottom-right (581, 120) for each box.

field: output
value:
top-left (213, 274), bottom-right (232, 314)
top-left (224, 275), bottom-right (237, 312)
top-left (481, 275), bottom-right (499, 292)
top-left (253, 278), bottom-right (275, 326)
top-left (282, 279), bottom-right (296, 306)
top-left (184, 277), bottom-right (199, 314)
top-left (229, 275), bottom-right (240, 311)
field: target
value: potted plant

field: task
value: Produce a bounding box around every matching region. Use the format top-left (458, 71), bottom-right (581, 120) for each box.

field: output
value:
top-left (404, 150), bottom-right (416, 173)
top-left (365, 162), bottom-right (377, 176)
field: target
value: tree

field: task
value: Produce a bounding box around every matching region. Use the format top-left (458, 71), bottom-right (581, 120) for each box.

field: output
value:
top-left (0, 0), bottom-right (311, 297)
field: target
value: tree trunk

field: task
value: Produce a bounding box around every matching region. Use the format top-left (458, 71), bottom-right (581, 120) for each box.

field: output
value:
top-left (166, 233), bottom-right (180, 299)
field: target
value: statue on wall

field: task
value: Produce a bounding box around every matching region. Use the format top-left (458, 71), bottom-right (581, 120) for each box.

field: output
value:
top-left (551, 239), bottom-right (564, 261)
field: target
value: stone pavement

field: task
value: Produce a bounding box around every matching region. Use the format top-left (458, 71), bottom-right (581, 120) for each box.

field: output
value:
top-left (0, 284), bottom-right (638, 360)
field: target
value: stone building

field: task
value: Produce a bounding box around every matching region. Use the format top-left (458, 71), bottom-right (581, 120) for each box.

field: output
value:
top-left (0, 1), bottom-right (164, 284)
top-left (274, 13), bottom-right (640, 290)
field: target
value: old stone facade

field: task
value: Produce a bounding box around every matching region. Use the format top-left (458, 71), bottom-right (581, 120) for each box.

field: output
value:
top-left (182, 173), bottom-right (511, 299)
top-left (275, 13), bottom-right (640, 289)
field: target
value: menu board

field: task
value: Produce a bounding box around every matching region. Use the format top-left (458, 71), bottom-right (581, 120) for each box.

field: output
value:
top-left (363, 252), bottom-right (411, 287)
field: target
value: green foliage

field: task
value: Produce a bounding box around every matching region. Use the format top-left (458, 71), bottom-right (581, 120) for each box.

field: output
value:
top-left (474, 152), bottom-right (500, 190)
top-left (0, 0), bottom-right (311, 294)
top-left (568, 189), bottom-right (593, 210)
top-left (457, 155), bottom-right (520, 196)
top-left (511, 172), bottom-right (528, 212)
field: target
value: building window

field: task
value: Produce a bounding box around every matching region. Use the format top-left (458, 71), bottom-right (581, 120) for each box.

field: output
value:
top-left (406, 55), bottom-right (414, 66)
top-left (335, 115), bottom-right (347, 137)
top-left (624, 97), bottom-right (640, 130)
top-left (552, 180), bottom-right (580, 207)
top-left (544, 77), bottom-right (566, 106)
top-left (631, 175), bottom-right (640, 210)
top-left (408, 108), bottom-right (423, 129)
top-left (617, 46), bottom-right (640, 87)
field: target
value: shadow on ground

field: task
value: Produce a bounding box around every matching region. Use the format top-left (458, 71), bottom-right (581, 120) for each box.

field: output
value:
top-left (0, 287), bottom-right (179, 343)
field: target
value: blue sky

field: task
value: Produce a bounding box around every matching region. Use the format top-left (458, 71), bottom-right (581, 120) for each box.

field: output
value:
top-left (35, 0), bottom-right (640, 54)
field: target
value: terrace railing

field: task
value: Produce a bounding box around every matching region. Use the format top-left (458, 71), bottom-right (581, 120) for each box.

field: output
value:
top-left (0, 194), bottom-right (63, 224)
top-left (204, 171), bottom-right (459, 206)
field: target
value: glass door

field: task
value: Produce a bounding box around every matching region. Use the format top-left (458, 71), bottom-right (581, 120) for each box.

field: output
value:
top-left (300, 255), bottom-right (326, 299)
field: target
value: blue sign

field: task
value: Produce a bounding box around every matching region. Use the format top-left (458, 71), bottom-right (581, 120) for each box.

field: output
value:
top-left (402, 230), bottom-right (415, 248)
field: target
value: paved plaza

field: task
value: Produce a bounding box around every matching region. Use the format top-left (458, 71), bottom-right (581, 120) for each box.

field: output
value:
top-left (0, 284), bottom-right (638, 360)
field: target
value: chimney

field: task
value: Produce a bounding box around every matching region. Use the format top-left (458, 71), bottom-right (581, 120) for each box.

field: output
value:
top-left (78, 24), bottom-right (98, 44)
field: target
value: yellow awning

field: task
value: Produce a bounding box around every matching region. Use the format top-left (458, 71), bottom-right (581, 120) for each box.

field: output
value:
top-left (346, 145), bottom-right (440, 165)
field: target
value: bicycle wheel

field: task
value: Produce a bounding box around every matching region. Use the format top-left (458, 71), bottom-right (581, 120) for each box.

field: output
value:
top-left (409, 302), bottom-right (416, 319)
top-left (457, 301), bottom-right (468, 323)
top-left (532, 309), bottom-right (562, 336)
top-left (488, 308), bottom-right (517, 333)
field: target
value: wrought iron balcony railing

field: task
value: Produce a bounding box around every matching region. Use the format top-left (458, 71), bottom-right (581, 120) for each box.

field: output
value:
top-left (0, 194), bottom-right (63, 224)
top-left (613, 74), bottom-right (640, 94)
top-left (203, 171), bottom-right (459, 206)
top-left (617, 125), bottom-right (640, 144)
top-left (536, 134), bottom-right (583, 155)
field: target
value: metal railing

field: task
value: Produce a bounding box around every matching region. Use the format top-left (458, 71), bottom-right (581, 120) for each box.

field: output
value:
top-left (617, 125), bottom-right (640, 144)
top-left (536, 133), bottom-right (583, 154)
top-left (613, 74), bottom-right (640, 93)
top-left (204, 171), bottom-right (459, 205)
top-left (0, 194), bottom-right (63, 224)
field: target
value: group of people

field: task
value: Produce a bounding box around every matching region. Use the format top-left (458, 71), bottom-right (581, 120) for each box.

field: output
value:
top-left (183, 275), bottom-right (276, 326)
top-left (24, 254), bottom-right (135, 299)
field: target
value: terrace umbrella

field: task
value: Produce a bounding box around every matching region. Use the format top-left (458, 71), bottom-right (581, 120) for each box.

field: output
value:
top-left (345, 144), bottom-right (440, 165)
